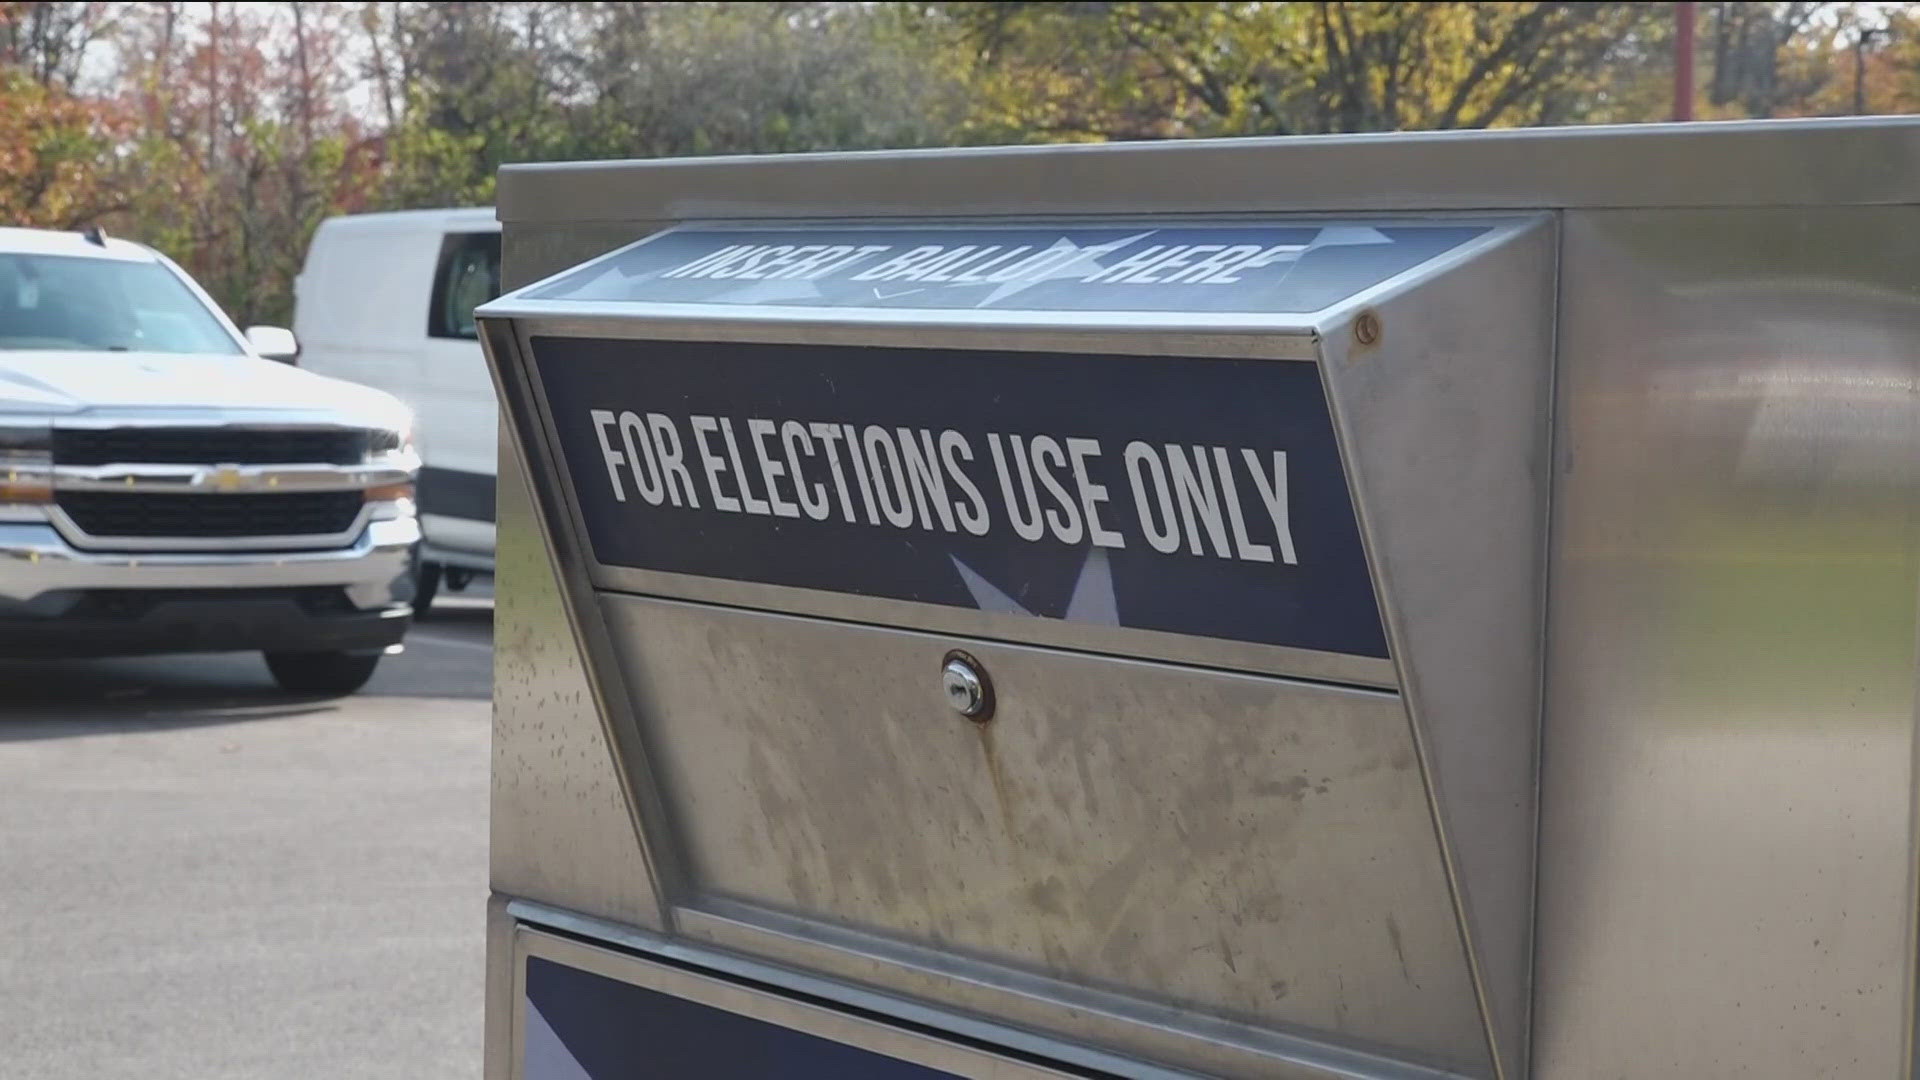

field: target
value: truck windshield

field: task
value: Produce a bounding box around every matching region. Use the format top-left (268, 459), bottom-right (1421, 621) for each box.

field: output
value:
top-left (0, 253), bottom-right (242, 355)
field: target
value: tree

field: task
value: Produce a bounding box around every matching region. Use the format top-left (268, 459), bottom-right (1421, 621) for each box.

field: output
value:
top-left (578, 3), bottom-right (967, 156)
top-left (368, 1), bottom-right (970, 208)
top-left (367, 1), bottom-right (586, 207)
top-left (0, 0), bottom-right (110, 89)
top-left (1703, 1), bottom-right (1834, 118)
top-left (0, 65), bottom-right (122, 227)
top-left (0, 2), bottom-right (122, 228)
top-left (920, 2), bottom-right (1668, 141)
top-left (106, 1), bottom-right (381, 324)
top-left (1838, 3), bottom-right (1911, 115)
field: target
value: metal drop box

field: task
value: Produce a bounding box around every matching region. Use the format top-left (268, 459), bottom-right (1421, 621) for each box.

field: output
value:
top-left (477, 119), bottom-right (1920, 1079)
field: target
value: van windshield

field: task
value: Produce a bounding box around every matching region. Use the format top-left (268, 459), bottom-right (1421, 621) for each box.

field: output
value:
top-left (0, 253), bottom-right (242, 355)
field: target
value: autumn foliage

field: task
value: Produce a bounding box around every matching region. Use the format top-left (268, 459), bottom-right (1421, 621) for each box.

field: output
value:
top-left (0, 52), bottom-right (120, 228)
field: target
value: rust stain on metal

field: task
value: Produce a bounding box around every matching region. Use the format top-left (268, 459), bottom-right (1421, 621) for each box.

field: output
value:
top-left (1387, 914), bottom-right (1412, 983)
top-left (974, 722), bottom-right (1021, 840)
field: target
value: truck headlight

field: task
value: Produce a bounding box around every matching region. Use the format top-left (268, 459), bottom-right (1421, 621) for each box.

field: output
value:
top-left (364, 475), bottom-right (417, 523)
top-left (367, 417), bottom-right (419, 468)
top-left (0, 421), bottom-right (51, 505)
top-left (370, 426), bottom-right (409, 455)
top-left (365, 417), bottom-right (417, 520)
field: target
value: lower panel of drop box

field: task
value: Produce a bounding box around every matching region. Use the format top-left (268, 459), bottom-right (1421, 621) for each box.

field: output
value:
top-left (514, 926), bottom-right (1086, 1078)
top-left (598, 593), bottom-right (1490, 1076)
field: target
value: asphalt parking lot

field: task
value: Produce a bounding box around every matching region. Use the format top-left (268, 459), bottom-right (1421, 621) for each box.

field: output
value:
top-left (0, 593), bottom-right (493, 1080)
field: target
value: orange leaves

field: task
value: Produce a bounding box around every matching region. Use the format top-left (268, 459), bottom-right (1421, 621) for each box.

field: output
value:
top-left (0, 67), bottom-right (121, 228)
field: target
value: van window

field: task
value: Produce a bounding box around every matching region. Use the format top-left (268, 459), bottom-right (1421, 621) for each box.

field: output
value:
top-left (428, 231), bottom-right (501, 339)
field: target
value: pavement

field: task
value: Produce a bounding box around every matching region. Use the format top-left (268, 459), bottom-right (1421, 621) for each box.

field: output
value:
top-left (0, 592), bottom-right (494, 1080)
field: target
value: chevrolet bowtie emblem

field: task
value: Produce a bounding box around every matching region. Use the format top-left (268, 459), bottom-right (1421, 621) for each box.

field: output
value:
top-left (208, 465), bottom-right (245, 492)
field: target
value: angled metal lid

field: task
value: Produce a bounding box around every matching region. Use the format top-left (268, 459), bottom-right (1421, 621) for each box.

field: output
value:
top-left (513, 220), bottom-right (1489, 312)
top-left (479, 219), bottom-right (1516, 334)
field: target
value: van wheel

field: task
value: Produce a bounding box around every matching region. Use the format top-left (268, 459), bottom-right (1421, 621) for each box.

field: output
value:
top-left (445, 566), bottom-right (473, 592)
top-left (413, 560), bottom-right (442, 617)
top-left (264, 650), bottom-right (382, 695)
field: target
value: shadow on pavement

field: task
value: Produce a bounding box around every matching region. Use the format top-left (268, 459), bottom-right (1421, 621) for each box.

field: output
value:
top-left (414, 596), bottom-right (494, 625)
top-left (0, 596), bottom-right (493, 739)
top-left (0, 659), bottom-right (345, 741)
top-left (0, 702), bottom-right (343, 743)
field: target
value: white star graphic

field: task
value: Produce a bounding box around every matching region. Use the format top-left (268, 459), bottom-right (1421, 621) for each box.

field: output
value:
top-left (948, 548), bottom-right (1119, 625)
top-left (974, 232), bottom-right (1158, 308)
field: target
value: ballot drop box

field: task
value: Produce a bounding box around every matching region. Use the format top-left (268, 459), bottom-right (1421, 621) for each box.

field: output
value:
top-left (477, 119), bottom-right (1920, 1079)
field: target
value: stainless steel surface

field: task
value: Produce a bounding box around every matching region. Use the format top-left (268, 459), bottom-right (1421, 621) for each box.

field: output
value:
top-left (0, 516), bottom-right (417, 608)
top-left (513, 898), bottom-right (1264, 1080)
top-left (488, 216), bottom-right (1551, 1074)
top-left (598, 593), bottom-right (1490, 1075)
top-left (484, 895), bottom-right (515, 1080)
top-left (497, 118), bottom-right (1920, 225)
top-left (1534, 206), bottom-right (1920, 1079)
top-left (486, 315), bottom-right (690, 924)
top-left (485, 226), bottom-right (680, 1073)
top-left (485, 230), bottom-right (694, 933)
top-left (673, 902), bottom-right (1475, 1080)
top-left (486, 424), bottom-right (664, 930)
top-left (514, 926), bottom-right (1092, 1078)
top-left (488, 308), bottom-right (1321, 361)
top-left (1315, 218), bottom-right (1556, 1080)
top-left (486, 122), bottom-right (1920, 1080)
top-left (488, 296), bottom-right (1379, 337)
top-left (506, 223), bottom-right (663, 287)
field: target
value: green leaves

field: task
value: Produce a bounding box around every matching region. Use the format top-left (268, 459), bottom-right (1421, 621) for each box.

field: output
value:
top-left (0, 67), bottom-right (120, 229)
top-left (376, 1), bottom-right (970, 206)
top-left (925, 1), bottom-right (1668, 139)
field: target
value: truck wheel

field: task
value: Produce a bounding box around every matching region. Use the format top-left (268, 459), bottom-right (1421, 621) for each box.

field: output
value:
top-left (264, 650), bottom-right (382, 695)
top-left (413, 560), bottom-right (442, 618)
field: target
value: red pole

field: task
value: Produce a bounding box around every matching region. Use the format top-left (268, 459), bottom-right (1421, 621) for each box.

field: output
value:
top-left (1674, 1), bottom-right (1697, 121)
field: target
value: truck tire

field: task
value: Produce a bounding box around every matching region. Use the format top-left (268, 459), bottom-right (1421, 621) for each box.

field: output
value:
top-left (413, 559), bottom-right (442, 618)
top-left (264, 650), bottom-right (383, 695)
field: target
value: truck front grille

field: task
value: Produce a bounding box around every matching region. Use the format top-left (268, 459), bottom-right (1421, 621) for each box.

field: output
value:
top-left (67, 587), bottom-right (358, 619)
top-left (56, 491), bottom-right (366, 540)
top-left (53, 427), bottom-right (370, 466)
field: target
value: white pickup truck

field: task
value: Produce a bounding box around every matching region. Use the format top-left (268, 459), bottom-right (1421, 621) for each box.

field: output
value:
top-left (0, 226), bottom-right (420, 694)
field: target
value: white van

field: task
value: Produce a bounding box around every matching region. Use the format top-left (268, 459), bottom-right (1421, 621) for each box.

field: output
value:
top-left (294, 208), bottom-right (499, 613)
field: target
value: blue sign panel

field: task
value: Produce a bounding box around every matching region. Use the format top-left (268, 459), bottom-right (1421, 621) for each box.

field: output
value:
top-left (524, 956), bottom-right (959, 1079)
top-left (523, 223), bottom-right (1486, 314)
top-left (531, 336), bottom-right (1387, 659)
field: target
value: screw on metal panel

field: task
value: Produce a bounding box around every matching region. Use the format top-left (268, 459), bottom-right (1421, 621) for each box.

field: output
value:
top-left (941, 650), bottom-right (994, 722)
top-left (1353, 309), bottom-right (1383, 347)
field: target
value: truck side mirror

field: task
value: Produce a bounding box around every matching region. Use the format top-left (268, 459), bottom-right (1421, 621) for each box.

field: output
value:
top-left (245, 325), bottom-right (299, 363)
